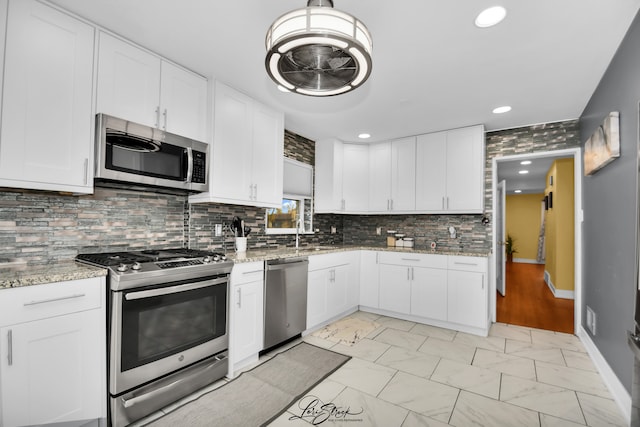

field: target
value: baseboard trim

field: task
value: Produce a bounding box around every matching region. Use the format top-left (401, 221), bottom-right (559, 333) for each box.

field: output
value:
top-left (544, 270), bottom-right (575, 300)
top-left (577, 326), bottom-right (631, 425)
top-left (513, 258), bottom-right (545, 265)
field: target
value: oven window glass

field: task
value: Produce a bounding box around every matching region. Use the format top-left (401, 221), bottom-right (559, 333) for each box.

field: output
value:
top-left (106, 136), bottom-right (186, 181)
top-left (120, 279), bottom-right (227, 371)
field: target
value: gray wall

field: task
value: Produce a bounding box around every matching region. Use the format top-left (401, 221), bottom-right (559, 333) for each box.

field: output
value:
top-left (580, 11), bottom-right (640, 392)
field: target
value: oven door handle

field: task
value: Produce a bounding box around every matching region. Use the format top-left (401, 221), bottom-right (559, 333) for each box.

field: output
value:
top-left (124, 277), bottom-right (228, 301)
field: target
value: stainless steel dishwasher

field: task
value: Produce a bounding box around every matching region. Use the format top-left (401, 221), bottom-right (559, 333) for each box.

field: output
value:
top-left (263, 257), bottom-right (309, 350)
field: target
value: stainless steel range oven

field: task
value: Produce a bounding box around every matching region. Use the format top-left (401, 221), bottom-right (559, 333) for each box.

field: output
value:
top-left (77, 249), bottom-right (233, 427)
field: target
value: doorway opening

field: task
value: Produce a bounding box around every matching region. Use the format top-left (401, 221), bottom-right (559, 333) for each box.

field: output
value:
top-left (491, 148), bottom-right (582, 334)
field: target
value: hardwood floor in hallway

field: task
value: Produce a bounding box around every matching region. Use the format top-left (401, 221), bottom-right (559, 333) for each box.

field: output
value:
top-left (496, 262), bottom-right (575, 334)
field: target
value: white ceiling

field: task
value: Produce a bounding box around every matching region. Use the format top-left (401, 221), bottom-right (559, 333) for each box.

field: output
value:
top-left (50, 0), bottom-right (640, 145)
top-left (497, 155), bottom-right (572, 195)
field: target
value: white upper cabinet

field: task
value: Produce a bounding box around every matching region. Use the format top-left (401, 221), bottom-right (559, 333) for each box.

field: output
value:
top-left (342, 144), bottom-right (369, 213)
top-left (316, 126), bottom-right (483, 214)
top-left (416, 125), bottom-right (485, 213)
top-left (189, 81), bottom-right (284, 208)
top-left (368, 142), bottom-right (392, 212)
top-left (0, 0), bottom-right (95, 193)
top-left (97, 32), bottom-right (207, 141)
top-left (315, 139), bottom-right (344, 213)
top-left (369, 137), bottom-right (415, 213)
top-left (390, 137), bottom-right (416, 212)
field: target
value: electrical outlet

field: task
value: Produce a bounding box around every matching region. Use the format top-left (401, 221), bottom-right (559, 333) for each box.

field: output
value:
top-left (586, 306), bottom-right (597, 335)
top-left (330, 226), bottom-right (337, 234)
top-left (376, 227), bottom-right (381, 235)
top-left (214, 224), bottom-right (222, 237)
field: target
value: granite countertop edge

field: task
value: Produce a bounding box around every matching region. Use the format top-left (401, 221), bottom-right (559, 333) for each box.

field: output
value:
top-left (228, 245), bottom-right (491, 263)
top-left (0, 261), bottom-right (108, 290)
top-left (1, 246), bottom-right (490, 289)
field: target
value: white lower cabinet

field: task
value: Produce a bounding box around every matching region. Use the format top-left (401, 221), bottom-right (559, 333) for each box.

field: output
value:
top-left (410, 267), bottom-right (448, 321)
top-left (369, 252), bottom-right (489, 336)
top-left (359, 251), bottom-right (379, 308)
top-left (447, 256), bottom-right (488, 331)
top-left (306, 252), bottom-right (359, 331)
top-left (378, 264), bottom-right (411, 313)
top-left (0, 277), bottom-right (106, 427)
top-left (229, 261), bottom-right (264, 376)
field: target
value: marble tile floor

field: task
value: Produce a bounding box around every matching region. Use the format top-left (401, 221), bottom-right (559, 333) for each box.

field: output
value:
top-left (134, 311), bottom-right (627, 427)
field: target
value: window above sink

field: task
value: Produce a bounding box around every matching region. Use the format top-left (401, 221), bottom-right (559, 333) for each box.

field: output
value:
top-left (265, 158), bottom-right (314, 235)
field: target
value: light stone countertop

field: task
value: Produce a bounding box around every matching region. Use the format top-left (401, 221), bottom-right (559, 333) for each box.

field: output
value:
top-left (0, 246), bottom-right (489, 289)
top-left (0, 261), bottom-right (108, 290)
top-left (226, 245), bottom-right (491, 263)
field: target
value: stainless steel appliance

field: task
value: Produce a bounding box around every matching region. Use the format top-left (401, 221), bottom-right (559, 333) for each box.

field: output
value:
top-left (76, 248), bottom-right (233, 427)
top-left (263, 257), bottom-right (309, 350)
top-left (95, 114), bottom-right (209, 193)
top-left (628, 332), bottom-right (640, 425)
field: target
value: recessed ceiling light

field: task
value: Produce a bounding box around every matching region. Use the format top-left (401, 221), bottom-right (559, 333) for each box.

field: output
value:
top-left (520, 160), bottom-right (532, 165)
top-left (492, 105), bottom-right (512, 114)
top-left (475, 6), bottom-right (507, 28)
top-left (358, 133), bottom-right (371, 139)
top-left (518, 170), bottom-right (529, 174)
top-left (514, 190), bottom-right (522, 193)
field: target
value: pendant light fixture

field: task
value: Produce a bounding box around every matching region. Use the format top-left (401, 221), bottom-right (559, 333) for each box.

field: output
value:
top-left (265, 0), bottom-right (372, 96)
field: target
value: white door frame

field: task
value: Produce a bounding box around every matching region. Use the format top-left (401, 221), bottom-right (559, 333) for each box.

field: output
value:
top-left (490, 148), bottom-right (583, 334)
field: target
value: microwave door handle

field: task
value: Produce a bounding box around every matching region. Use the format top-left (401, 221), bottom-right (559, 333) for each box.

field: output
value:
top-left (186, 147), bottom-right (193, 183)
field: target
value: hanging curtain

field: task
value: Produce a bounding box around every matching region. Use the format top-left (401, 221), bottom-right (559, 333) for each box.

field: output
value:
top-left (537, 200), bottom-right (546, 263)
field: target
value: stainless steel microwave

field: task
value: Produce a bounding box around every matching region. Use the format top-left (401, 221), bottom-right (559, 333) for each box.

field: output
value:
top-left (95, 114), bottom-right (209, 193)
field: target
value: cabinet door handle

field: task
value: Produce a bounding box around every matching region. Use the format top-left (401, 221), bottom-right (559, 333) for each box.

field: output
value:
top-left (254, 184), bottom-right (258, 200)
top-left (442, 197), bottom-right (445, 210)
top-left (401, 258), bottom-right (420, 262)
top-left (155, 106), bottom-right (160, 128)
top-left (446, 197), bottom-right (450, 209)
top-left (163, 109), bottom-right (168, 130)
top-left (341, 199), bottom-right (345, 210)
top-left (242, 270), bottom-right (264, 275)
top-left (7, 330), bottom-right (12, 366)
top-left (249, 184), bottom-right (254, 200)
top-left (387, 199), bottom-right (390, 211)
top-left (390, 199), bottom-right (394, 211)
top-left (453, 262), bottom-right (478, 266)
top-left (375, 253), bottom-right (379, 264)
top-left (411, 267), bottom-right (414, 281)
top-left (23, 293), bottom-right (85, 306)
top-left (83, 158), bottom-right (89, 185)
top-left (237, 288), bottom-right (242, 308)
top-left (407, 268), bottom-right (410, 281)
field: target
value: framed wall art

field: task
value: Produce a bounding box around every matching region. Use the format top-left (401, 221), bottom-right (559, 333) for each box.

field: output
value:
top-left (584, 111), bottom-right (620, 175)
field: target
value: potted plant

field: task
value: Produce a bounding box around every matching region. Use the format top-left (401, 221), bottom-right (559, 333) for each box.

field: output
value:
top-left (505, 234), bottom-right (517, 263)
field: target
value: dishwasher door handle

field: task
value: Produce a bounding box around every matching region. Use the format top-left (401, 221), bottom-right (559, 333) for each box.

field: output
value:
top-left (266, 260), bottom-right (308, 271)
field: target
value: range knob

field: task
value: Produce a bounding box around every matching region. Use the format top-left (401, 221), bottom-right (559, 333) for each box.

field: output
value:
top-left (220, 254), bottom-right (227, 261)
top-left (117, 263), bottom-right (128, 272)
top-left (131, 262), bottom-right (141, 271)
top-left (212, 254), bottom-right (221, 262)
top-left (203, 256), bottom-right (212, 263)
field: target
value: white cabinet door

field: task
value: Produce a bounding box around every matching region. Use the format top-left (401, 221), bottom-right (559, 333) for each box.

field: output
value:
top-left (0, 0), bottom-right (95, 193)
top-left (447, 270), bottom-right (486, 328)
top-left (359, 251), bottom-right (379, 308)
top-left (159, 61), bottom-right (208, 141)
top-left (0, 310), bottom-right (103, 427)
top-left (314, 138), bottom-right (344, 213)
top-left (411, 267), bottom-right (448, 321)
top-left (342, 144), bottom-right (369, 212)
top-left (415, 131), bottom-right (447, 211)
top-left (207, 81), bottom-right (254, 202)
top-left (191, 81), bottom-right (283, 208)
top-left (230, 280), bottom-right (264, 365)
top-left (378, 264), bottom-right (411, 314)
top-left (446, 125), bottom-right (484, 212)
top-left (327, 264), bottom-right (349, 316)
top-left (368, 142), bottom-right (392, 212)
top-left (307, 269), bottom-right (330, 329)
top-left (97, 32), bottom-right (161, 128)
top-left (390, 137), bottom-right (416, 212)
top-left (251, 102), bottom-right (284, 207)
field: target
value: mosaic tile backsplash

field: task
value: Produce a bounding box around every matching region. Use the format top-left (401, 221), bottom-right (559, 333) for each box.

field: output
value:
top-left (0, 122), bottom-right (581, 265)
